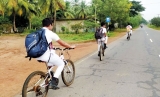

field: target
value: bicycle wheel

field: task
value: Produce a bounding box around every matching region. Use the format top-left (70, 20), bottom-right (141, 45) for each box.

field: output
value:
top-left (99, 45), bottom-right (103, 61)
top-left (22, 71), bottom-right (49, 97)
top-left (61, 59), bottom-right (75, 86)
top-left (127, 33), bottom-right (130, 41)
top-left (128, 36), bottom-right (130, 41)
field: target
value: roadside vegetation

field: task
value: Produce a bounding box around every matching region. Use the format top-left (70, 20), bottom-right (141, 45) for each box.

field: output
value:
top-left (148, 17), bottom-right (160, 30)
top-left (0, 0), bottom-right (146, 37)
top-left (58, 28), bottom-right (126, 43)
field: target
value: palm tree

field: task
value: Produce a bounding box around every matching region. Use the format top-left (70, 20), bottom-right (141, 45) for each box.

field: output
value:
top-left (27, 0), bottom-right (41, 29)
top-left (69, 0), bottom-right (91, 19)
top-left (39, 0), bottom-right (65, 32)
top-left (53, 0), bottom-right (65, 31)
top-left (77, 1), bottom-right (89, 19)
top-left (57, 1), bottom-right (74, 19)
top-left (6, 0), bottom-right (37, 32)
top-left (0, 0), bottom-right (7, 17)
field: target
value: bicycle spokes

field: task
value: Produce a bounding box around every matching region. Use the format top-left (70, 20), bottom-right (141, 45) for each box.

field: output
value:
top-left (61, 59), bottom-right (75, 86)
top-left (65, 63), bottom-right (72, 73)
top-left (22, 71), bottom-right (49, 97)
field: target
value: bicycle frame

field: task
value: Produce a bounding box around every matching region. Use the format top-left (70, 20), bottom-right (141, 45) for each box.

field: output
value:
top-left (22, 48), bottom-right (75, 97)
top-left (99, 39), bottom-right (104, 51)
top-left (98, 39), bottom-right (105, 61)
top-left (56, 48), bottom-right (73, 73)
top-left (37, 48), bottom-right (73, 87)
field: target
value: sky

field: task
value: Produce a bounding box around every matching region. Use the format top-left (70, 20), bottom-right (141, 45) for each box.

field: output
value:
top-left (138, 0), bottom-right (160, 21)
top-left (83, 0), bottom-right (160, 21)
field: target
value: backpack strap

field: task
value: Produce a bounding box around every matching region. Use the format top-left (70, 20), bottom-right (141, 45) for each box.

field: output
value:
top-left (25, 56), bottom-right (32, 61)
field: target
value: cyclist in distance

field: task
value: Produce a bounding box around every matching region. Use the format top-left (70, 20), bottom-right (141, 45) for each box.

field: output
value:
top-left (36, 18), bottom-right (75, 90)
top-left (126, 23), bottom-right (132, 38)
top-left (140, 24), bottom-right (143, 28)
top-left (97, 22), bottom-right (108, 56)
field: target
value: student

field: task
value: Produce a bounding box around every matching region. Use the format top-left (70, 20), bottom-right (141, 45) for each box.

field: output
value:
top-left (97, 22), bottom-right (108, 56)
top-left (36, 18), bottom-right (75, 89)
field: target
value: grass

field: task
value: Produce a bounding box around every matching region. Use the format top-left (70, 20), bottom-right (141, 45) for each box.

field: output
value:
top-left (0, 28), bottom-right (126, 43)
top-left (59, 28), bottom-right (126, 42)
top-left (58, 33), bottom-right (95, 43)
top-left (108, 28), bottom-right (126, 37)
top-left (148, 25), bottom-right (160, 30)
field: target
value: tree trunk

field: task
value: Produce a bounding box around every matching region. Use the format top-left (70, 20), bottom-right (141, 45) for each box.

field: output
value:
top-left (53, 9), bottom-right (56, 33)
top-left (13, 12), bottom-right (16, 33)
top-left (29, 20), bottom-right (31, 29)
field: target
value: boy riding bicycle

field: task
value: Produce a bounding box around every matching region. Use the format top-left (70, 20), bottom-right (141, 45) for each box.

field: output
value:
top-left (126, 23), bottom-right (132, 39)
top-left (97, 22), bottom-right (108, 56)
top-left (36, 18), bottom-right (75, 90)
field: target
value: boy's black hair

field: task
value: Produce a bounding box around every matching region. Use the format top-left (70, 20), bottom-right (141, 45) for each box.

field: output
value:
top-left (101, 22), bottom-right (106, 27)
top-left (42, 18), bottom-right (54, 27)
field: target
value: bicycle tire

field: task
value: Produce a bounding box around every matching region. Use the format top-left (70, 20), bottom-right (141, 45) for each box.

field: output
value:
top-left (102, 48), bottom-right (105, 56)
top-left (127, 33), bottom-right (130, 41)
top-left (22, 71), bottom-right (49, 97)
top-left (99, 45), bottom-right (103, 61)
top-left (128, 36), bottom-right (130, 41)
top-left (61, 59), bottom-right (75, 86)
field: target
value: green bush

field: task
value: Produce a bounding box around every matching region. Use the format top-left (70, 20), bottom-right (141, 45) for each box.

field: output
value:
top-left (23, 29), bottom-right (36, 34)
top-left (71, 23), bottom-right (83, 34)
top-left (0, 24), bottom-right (12, 33)
top-left (61, 26), bottom-right (66, 32)
top-left (0, 16), bottom-right (10, 24)
top-left (151, 17), bottom-right (160, 27)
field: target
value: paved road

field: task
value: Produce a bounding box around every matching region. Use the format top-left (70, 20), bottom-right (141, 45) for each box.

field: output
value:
top-left (16, 26), bottom-right (160, 97)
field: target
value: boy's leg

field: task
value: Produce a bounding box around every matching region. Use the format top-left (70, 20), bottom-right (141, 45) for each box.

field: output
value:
top-left (47, 54), bottom-right (65, 90)
top-left (105, 37), bottom-right (108, 44)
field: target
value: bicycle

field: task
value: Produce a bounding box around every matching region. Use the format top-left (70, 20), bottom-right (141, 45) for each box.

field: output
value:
top-left (127, 32), bottom-right (130, 41)
top-left (99, 39), bottom-right (105, 61)
top-left (22, 48), bottom-right (75, 97)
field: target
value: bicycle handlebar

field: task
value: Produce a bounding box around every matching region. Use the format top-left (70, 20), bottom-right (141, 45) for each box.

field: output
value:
top-left (53, 47), bottom-right (74, 50)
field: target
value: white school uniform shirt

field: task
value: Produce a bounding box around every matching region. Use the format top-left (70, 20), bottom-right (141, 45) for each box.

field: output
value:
top-left (126, 25), bottom-right (132, 32)
top-left (36, 27), bottom-right (60, 61)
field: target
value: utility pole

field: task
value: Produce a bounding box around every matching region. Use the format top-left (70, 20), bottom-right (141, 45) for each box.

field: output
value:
top-left (95, 4), bottom-right (97, 31)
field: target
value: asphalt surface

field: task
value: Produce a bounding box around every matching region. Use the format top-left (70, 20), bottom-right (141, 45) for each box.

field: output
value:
top-left (16, 26), bottom-right (160, 97)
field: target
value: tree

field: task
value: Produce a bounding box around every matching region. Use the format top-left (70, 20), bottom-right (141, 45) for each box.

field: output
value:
top-left (141, 17), bottom-right (148, 24)
top-left (130, 1), bottom-right (145, 17)
top-left (76, 1), bottom-right (89, 19)
top-left (57, 1), bottom-right (74, 19)
top-left (129, 14), bottom-right (142, 27)
top-left (92, 0), bottom-right (132, 26)
top-left (40, 0), bottom-right (66, 32)
top-left (27, 0), bottom-right (41, 29)
top-left (31, 16), bottom-right (45, 29)
top-left (0, 0), bottom-right (7, 17)
top-left (151, 17), bottom-right (160, 27)
top-left (6, 0), bottom-right (37, 32)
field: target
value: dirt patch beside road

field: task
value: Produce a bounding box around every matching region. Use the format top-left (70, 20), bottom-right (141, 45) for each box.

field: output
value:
top-left (0, 32), bottom-right (126, 97)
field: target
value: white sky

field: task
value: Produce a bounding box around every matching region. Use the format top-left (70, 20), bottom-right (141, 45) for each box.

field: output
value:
top-left (137, 0), bottom-right (160, 21)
